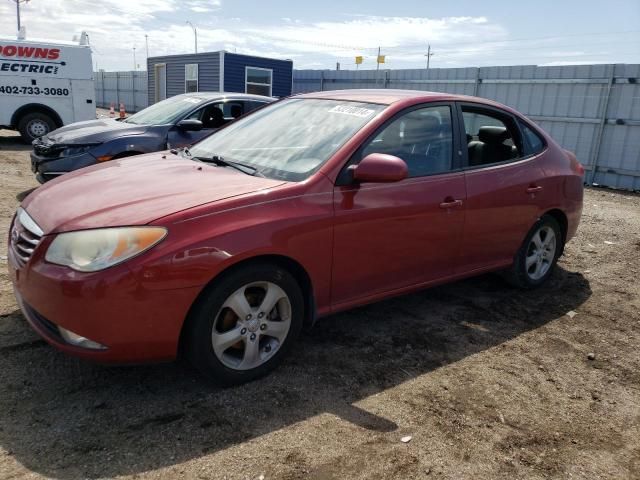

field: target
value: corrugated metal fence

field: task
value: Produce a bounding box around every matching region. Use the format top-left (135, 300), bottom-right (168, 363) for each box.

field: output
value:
top-left (293, 64), bottom-right (640, 190)
top-left (94, 71), bottom-right (148, 113)
top-left (93, 65), bottom-right (640, 190)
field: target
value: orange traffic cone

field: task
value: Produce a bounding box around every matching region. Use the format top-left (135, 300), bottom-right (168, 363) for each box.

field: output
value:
top-left (109, 103), bottom-right (115, 117)
top-left (119, 103), bottom-right (126, 119)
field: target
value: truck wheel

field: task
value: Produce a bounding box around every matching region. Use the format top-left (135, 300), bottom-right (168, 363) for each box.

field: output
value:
top-left (18, 112), bottom-right (56, 143)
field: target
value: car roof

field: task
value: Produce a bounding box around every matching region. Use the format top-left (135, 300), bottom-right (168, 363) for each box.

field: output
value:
top-left (294, 89), bottom-right (499, 107)
top-left (178, 92), bottom-right (276, 102)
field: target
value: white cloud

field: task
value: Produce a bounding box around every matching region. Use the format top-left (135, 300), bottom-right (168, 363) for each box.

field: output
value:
top-left (0, 0), bottom-right (184, 69)
top-left (186, 0), bottom-right (222, 13)
top-left (1, 4), bottom-right (632, 70)
top-left (245, 16), bottom-right (506, 52)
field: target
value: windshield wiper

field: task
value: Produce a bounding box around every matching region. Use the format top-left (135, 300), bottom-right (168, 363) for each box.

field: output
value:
top-left (182, 148), bottom-right (261, 177)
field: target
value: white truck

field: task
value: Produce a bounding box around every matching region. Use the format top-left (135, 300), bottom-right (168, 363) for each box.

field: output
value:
top-left (0, 31), bottom-right (95, 142)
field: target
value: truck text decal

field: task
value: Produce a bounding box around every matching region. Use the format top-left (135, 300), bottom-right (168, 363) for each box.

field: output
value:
top-left (0, 44), bottom-right (65, 75)
top-left (0, 85), bottom-right (70, 96)
top-left (0, 45), bottom-right (60, 60)
top-left (1, 63), bottom-right (60, 74)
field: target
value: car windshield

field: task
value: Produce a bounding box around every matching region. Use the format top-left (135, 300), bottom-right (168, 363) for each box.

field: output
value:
top-left (124, 95), bottom-right (206, 125)
top-left (188, 98), bottom-right (385, 181)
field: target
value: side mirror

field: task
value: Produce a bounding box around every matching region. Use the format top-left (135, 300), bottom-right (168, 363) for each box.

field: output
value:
top-left (176, 119), bottom-right (203, 131)
top-left (349, 153), bottom-right (408, 183)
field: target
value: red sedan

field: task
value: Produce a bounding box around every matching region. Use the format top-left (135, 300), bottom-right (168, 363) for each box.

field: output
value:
top-left (8, 90), bottom-right (584, 385)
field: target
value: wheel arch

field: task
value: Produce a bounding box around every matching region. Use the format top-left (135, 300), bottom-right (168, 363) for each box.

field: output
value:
top-left (543, 208), bottom-right (568, 255)
top-left (177, 253), bottom-right (316, 356)
top-left (11, 103), bottom-right (63, 128)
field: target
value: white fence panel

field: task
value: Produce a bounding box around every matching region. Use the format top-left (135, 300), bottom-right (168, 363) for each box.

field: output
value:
top-left (94, 71), bottom-right (148, 113)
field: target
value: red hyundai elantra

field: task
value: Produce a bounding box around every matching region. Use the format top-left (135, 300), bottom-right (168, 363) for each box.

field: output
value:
top-left (8, 90), bottom-right (584, 385)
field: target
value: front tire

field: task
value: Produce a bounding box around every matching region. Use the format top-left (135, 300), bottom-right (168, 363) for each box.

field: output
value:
top-left (505, 214), bottom-right (563, 289)
top-left (18, 112), bottom-right (56, 142)
top-left (184, 263), bottom-right (304, 385)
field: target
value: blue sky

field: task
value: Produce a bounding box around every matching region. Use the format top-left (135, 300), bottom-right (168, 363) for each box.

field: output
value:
top-left (1, 0), bottom-right (638, 71)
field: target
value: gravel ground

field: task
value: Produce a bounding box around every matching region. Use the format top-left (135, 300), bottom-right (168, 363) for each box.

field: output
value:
top-left (0, 130), bottom-right (639, 480)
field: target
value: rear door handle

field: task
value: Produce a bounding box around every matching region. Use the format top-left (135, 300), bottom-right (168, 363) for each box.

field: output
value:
top-left (526, 185), bottom-right (543, 194)
top-left (439, 198), bottom-right (464, 209)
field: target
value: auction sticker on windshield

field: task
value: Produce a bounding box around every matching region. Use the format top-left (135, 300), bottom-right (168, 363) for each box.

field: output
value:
top-left (328, 105), bottom-right (375, 118)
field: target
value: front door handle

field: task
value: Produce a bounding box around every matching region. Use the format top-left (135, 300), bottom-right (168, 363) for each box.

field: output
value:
top-left (439, 198), bottom-right (464, 209)
top-left (526, 185), bottom-right (543, 194)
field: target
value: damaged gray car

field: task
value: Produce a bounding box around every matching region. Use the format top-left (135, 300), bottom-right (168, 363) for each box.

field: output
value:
top-left (30, 92), bottom-right (274, 183)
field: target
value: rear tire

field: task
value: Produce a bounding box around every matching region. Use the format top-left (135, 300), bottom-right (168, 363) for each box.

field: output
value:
top-left (184, 263), bottom-right (304, 386)
top-left (504, 214), bottom-right (563, 289)
top-left (18, 112), bottom-right (57, 143)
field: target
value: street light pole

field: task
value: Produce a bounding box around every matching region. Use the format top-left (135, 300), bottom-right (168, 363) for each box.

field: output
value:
top-left (133, 47), bottom-right (137, 71)
top-left (186, 21), bottom-right (198, 54)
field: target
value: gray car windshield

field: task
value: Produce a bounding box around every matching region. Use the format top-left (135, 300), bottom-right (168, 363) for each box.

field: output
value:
top-left (188, 98), bottom-right (385, 181)
top-left (124, 95), bottom-right (206, 125)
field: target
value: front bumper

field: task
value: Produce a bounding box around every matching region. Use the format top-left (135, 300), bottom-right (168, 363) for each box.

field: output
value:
top-left (30, 150), bottom-right (98, 183)
top-left (8, 236), bottom-right (202, 364)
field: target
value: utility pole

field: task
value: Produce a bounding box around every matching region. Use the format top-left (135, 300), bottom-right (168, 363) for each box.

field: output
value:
top-left (133, 47), bottom-right (137, 71)
top-left (12, 0), bottom-right (30, 33)
top-left (425, 44), bottom-right (434, 71)
top-left (186, 21), bottom-right (198, 54)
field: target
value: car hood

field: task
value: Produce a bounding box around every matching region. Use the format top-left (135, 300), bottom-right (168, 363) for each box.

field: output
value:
top-left (22, 153), bottom-right (287, 234)
top-left (43, 118), bottom-right (148, 145)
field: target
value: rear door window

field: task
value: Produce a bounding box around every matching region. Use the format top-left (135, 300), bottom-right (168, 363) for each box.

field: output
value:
top-left (461, 107), bottom-right (523, 167)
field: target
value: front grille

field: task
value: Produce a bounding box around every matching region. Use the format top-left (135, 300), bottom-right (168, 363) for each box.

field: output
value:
top-left (33, 143), bottom-right (64, 158)
top-left (10, 211), bottom-right (43, 268)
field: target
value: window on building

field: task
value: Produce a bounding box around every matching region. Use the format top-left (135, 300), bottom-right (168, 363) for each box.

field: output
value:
top-left (185, 64), bottom-right (198, 93)
top-left (245, 67), bottom-right (272, 96)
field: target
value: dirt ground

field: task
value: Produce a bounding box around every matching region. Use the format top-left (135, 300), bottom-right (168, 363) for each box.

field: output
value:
top-left (0, 129), bottom-right (638, 480)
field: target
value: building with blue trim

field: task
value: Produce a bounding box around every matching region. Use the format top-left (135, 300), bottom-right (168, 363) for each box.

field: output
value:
top-left (147, 51), bottom-right (293, 105)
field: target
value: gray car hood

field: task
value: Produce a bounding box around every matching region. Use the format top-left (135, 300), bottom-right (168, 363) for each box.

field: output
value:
top-left (44, 118), bottom-right (148, 145)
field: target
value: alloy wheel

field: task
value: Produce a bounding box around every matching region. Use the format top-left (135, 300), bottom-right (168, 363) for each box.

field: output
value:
top-left (525, 225), bottom-right (557, 280)
top-left (211, 281), bottom-right (292, 370)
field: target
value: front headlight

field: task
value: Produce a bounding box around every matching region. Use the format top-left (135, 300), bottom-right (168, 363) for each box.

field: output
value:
top-left (61, 145), bottom-right (97, 156)
top-left (45, 227), bottom-right (167, 272)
